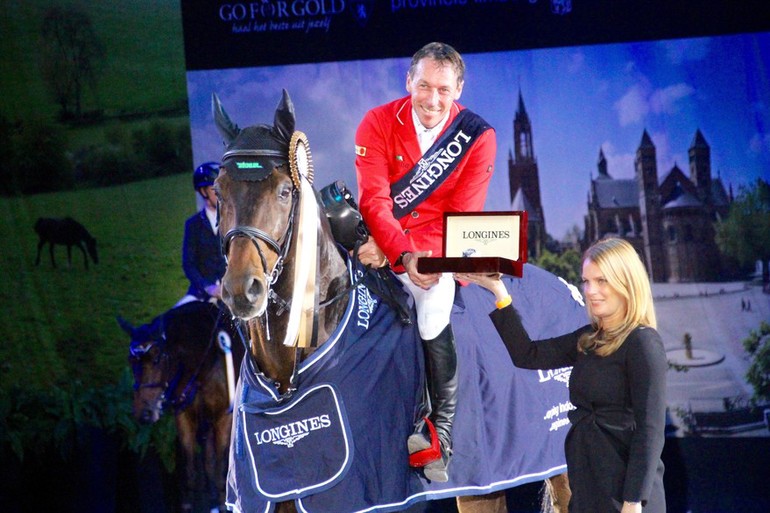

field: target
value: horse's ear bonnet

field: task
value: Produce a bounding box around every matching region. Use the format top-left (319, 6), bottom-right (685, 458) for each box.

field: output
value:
top-left (213, 89), bottom-right (296, 182)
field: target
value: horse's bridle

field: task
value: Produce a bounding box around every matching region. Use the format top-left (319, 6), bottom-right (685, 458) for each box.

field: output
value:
top-left (129, 339), bottom-right (169, 391)
top-left (221, 184), bottom-right (300, 314)
top-left (130, 339), bottom-right (176, 400)
top-left (130, 323), bottom-right (218, 412)
top-left (220, 177), bottom-right (309, 397)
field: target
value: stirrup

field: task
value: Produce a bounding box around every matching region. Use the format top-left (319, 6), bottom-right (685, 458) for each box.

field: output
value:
top-left (407, 417), bottom-right (431, 454)
top-left (424, 453), bottom-right (450, 483)
top-left (408, 417), bottom-right (441, 468)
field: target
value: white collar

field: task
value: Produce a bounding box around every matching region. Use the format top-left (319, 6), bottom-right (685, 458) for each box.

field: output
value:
top-left (412, 109), bottom-right (450, 154)
top-left (204, 206), bottom-right (218, 234)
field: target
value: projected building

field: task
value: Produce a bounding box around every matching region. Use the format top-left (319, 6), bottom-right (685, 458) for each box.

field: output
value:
top-left (508, 91), bottom-right (547, 259)
top-left (583, 130), bottom-right (731, 283)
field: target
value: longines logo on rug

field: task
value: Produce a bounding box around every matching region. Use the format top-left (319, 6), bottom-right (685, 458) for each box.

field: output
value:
top-left (538, 367), bottom-right (572, 387)
top-left (355, 272), bottom-right (378, 329)
top-left (253, 414), bottom-right (332, 448)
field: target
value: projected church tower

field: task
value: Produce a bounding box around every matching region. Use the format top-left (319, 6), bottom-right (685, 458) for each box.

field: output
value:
top-left (508, 91), bottom-right (546, 259)
top-left (583, 130), bottom-right (731, 283)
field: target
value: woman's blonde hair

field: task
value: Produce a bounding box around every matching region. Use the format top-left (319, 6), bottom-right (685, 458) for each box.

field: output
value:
top-left (578, 238), bottom-right (657, 356)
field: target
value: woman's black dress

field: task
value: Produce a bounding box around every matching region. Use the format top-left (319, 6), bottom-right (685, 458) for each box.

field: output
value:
top-left (490, 306), bottom-right (667, 513)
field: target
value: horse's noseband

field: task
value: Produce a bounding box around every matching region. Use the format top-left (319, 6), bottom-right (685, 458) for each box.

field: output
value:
top-left (223, 225), bottom-right (284, 284)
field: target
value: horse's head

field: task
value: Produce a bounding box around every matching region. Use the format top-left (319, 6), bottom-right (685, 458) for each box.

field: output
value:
top-left (212, 90), bottom-right (297, 321)
top-left (213, 91), bottom-right (351, 387)
top-left (118, 315), bottom-right (169, 424)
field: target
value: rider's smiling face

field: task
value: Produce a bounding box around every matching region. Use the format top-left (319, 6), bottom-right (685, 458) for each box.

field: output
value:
top-left (406, 57), bottom-right (464, 129)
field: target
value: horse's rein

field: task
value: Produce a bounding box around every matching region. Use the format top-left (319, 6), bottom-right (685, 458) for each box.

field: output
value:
top-left (131, 314), bottom-right (222, 411)
top-left (234, 317), bottom-right (301, 400)
top-left (167, 307), bottom-right (228, 410)
top-left (222, 189), bottom-right (304, 392)
top-left (317, 241), bottom-right (370, 308)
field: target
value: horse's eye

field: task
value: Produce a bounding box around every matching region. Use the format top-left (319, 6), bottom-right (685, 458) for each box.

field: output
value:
top-left (278, 183), bottom-right (292, 202)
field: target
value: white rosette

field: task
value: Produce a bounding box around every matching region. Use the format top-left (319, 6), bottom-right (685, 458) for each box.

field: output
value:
top-left (284, 132), bottom-right (319, 348)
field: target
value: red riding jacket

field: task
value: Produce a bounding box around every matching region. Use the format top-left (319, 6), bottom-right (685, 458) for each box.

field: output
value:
top-left (355, 96), bottom-right (496, 272)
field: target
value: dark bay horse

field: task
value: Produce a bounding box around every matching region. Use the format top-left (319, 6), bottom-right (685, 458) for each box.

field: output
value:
top-left (119, 301), bottom-right (244, 513)
top-left (212, 90), bottom-right (574, 513)
top-left (34, 217), bottom-right (98, 269)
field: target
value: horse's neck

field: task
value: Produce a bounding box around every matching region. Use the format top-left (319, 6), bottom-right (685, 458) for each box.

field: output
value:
top-left (248, 317), bottom-right (298, 393)
top-left (248, 227), bottom-right (350, 391)
top-left (316, 226), bottom-right (350, 338)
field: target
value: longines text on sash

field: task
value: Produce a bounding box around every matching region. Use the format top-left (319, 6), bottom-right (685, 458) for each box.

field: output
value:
top-left (392, 130), bottom-right (471, 209)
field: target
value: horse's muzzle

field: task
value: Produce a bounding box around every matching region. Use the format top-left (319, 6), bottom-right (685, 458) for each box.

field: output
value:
top-left (222, 273), bottom-right (268, 320)
top-left (134, 402), bottom-right (162, 424)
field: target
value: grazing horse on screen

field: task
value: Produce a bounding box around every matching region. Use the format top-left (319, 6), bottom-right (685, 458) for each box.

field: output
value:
top-left (34, 217), bottom-right (98, 269)
top-left (119, 301), bottom-right (244, 513)
top-left (213, 90), bottom-right (576, 513)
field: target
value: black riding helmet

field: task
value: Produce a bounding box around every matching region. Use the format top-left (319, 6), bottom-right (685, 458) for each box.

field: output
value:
top-left (193, 161), bottom-right (221, 190)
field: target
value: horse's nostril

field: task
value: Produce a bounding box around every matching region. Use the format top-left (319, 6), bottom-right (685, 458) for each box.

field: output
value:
top-left (244, 276), bottom-right (263, 302)
top-left (140, 410), bottom-right (154, 424)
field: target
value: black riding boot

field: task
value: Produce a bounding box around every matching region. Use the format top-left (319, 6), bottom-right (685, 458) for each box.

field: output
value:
top-left (407, 323), bottom-right (458, 482)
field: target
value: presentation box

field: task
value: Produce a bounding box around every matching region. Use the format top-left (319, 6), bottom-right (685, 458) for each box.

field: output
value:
top-left (417, 211), bottom-right (528, 277)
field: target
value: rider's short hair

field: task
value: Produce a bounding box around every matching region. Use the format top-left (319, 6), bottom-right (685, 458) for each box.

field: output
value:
top-left (408, 42), bottom-right (465, 87)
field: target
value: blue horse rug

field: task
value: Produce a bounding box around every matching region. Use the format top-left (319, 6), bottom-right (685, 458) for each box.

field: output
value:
top-left (226, 261), bottom-right (586, 512)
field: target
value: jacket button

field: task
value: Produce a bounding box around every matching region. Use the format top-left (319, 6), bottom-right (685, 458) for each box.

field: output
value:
top-left (404, 229), bottom-right (410, 234)
top-left (411, 211), bottom-right (419, 218)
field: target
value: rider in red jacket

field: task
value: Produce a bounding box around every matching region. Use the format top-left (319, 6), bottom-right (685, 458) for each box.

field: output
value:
top-left (355, 42), bottom-right (496, 482)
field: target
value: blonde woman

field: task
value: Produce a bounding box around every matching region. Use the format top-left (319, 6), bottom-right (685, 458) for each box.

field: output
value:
top-left (457, 238), bottom-right (667, 513)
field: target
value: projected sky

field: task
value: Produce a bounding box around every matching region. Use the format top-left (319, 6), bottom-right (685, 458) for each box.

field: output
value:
top-left (187, 32), bottom-right (769, 240)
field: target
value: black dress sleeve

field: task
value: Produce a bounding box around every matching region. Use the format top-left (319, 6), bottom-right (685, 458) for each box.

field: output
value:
top-left (622, 327), bottom-right (668, 504)
top-left (489, 305), bottom-right (588, 370)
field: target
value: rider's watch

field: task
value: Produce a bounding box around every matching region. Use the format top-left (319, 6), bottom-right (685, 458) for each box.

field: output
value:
top-left (395, 251), bottom-right (410, 267)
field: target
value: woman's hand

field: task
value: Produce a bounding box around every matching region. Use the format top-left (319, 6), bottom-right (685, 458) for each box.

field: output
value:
top-left (621, 501), bottom-right (642, 513)
top-left (455, 272), bottom-right (509, 303)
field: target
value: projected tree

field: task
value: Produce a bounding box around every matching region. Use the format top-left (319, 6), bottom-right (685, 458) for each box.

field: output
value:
top-left (715, 179), bottom-right (770, 284)
top-left (39, 6), bottom-right (105, 121)
top-left (743, 322), bottom-right (770, 404)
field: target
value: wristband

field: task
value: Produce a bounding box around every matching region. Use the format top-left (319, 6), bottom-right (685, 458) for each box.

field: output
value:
top-left (495, 295), bottom-right (512, 309)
